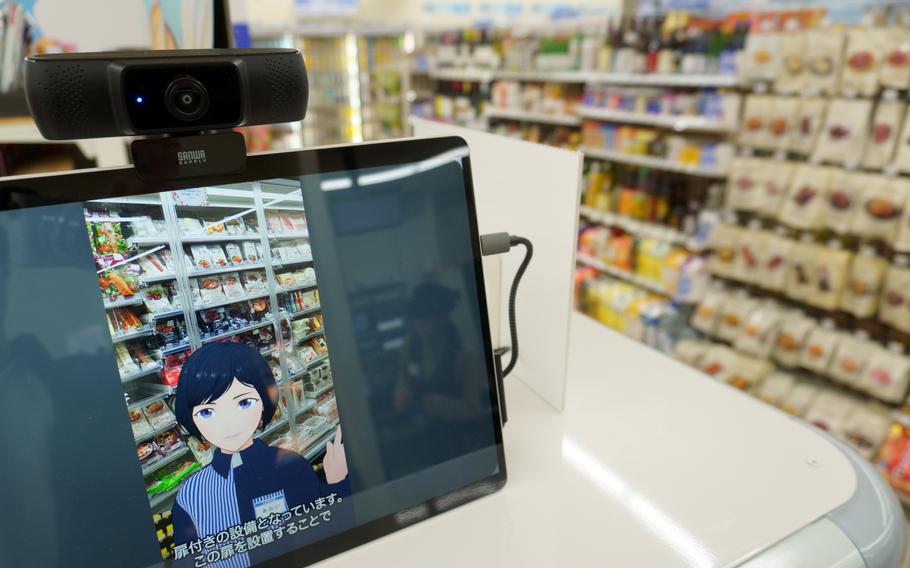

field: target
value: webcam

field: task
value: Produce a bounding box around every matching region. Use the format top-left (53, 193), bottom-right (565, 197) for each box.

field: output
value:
top-left (23, 48), bottom-right (308, 181)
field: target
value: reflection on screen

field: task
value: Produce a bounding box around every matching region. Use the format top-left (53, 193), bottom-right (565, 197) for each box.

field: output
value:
top-left (0, 150), bottom-right (500, 568)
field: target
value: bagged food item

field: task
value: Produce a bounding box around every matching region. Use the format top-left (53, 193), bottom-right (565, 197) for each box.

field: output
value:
top-left (739, 95), bottom-right (775, 149)
top-left (129, 408), bottom-right (152, 437)
top-left (861, 343), bottom-right (910, 403)
top-left (699, 344), bottom-right (739, 382)
top-left (789, 97), bottom-right (827, 155)
top-left (767, 97), bottom-right (799, 151)
top-left (841, 27), bottom-right (885, 97)
top-left (179, 218), bottom-right (203, 234)
top-left (880, 27), bottom-right (910, 90)
top-left (785, 237), bottom-right (819, 302)
top-left (774, 30), bottom-right (807, 94)
top-left (829, 330), bottom-right (875, 387)
top-left (840, 246), bottom-right (887, 318)
top-left (275, 271), bottom-right (296, 288)
top-left (824, 170), bottom-right (863, 234)
top-left (243, 242), bottom-right (259, 263)
top-left (726, 158), bottom-right (762, 212)
top-left (842, 403), bottom-right (891, 459)
top-left (804, 28), bottom-right (846, 96)
top-left (735, 300), bottom-right (784, 358)
top-left (754, 159), bottom-right (795, 217)
top-left (807, 241), bottom-right (851, 311)
top-left (813, 98), bottom-right (873, 166)
top-left (780, 380), bottom-right (820, 416)
top-left (734, 222), bottom-right (766, 286)
top-left (143, 400), bottom-right (176, 429)
top-left (774, 312), bottom-right (816, 368)
top-left (241, 270), bottom-right (267, 292)
top-left (154, 428), bottom-right (185, 456)
top-left (224, 243), bottom-right (244, 265)
top-left (877, 417), bottom-right (910, 496)
top-left (756, 229), bottom-right (795, 292)
top-left (803, 390), bottom-right (855, 435)
top-left (208, 246), bottom-right (229, 268)
top-left (799, 320), bottom-right (842, 375)
top-left (851, 173), bottom-right (907, 241)
top-left (708, 223), bottom-right (741, 280)
top-left (863, 100), bottom-right (906, 170)
top-left (727, 354), bottom-right (773, 391)
top-left (190, 245), bottom-right (213, 271)
top-left (673, 339), bottom-right (712, 367)
top-left (220, 273), bottom-right (245, 298)
top-left (143, 284), bottom-right (172, 313)
top-left (187, 437), bottom-right (215, 466)
top-left (716, 291), bottom-right (758, 343)
top-left (778, 164), bottom-right (834, 230)
top-left (224, 218), bottom-right (247, 236)
top-left (198, 277), bottom-right (225, 304)
top-left (879, 256), bottom-right (910, 331)
top-left (742, 31), bottom-right (782, 84)
top-left (894, 110), bottom-right (910, 174)
top-left (756, 372), bottom-right (796, 407)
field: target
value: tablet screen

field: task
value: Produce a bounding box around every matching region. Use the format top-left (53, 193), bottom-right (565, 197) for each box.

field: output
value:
top-left (0, 139), bottom-right (504, 568)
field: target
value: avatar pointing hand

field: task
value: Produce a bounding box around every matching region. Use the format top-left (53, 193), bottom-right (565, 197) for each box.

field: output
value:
top-left (323, 426), bottom-right (347, 484)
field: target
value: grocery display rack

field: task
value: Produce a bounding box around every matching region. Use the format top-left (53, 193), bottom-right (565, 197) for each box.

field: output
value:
top-left (84, 181), bottom-right (339, 516)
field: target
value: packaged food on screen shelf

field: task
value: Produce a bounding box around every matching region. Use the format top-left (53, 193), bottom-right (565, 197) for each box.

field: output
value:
top-left (808, 242), bottom-right (851, 311)
top-left (198, 277), bottom-right (225, 304)
top-left (757, 229), bottom-right (795, 292)
top-left (128, 344), bottom-right (157, 371)
top-left (735, 300), bottom-right (785, 359)
top-left (773, 312), bottom-right (815, 368)
top-left (298, 345), bottom-right (319, 364)
top-left (154, 428), bottom-right (185, 456)
top-left (190, 245), bottom-right (213, 270)
top-left (756, 372), bottom-right (796, 407)
top-left (851, 174), bottom-right (907, 242)
top-left (224, 243), bottom-right (244, 265)
top-left (860, 342), bottom-right (910, 403)
top-left (803, 390), bottom-right (856, 436)
top-left (876, 418), bottom-right (910, 495)
top-left (142, 284), bottom-right (172, 313)
top-left (813, 99), bottom-right (873, 166)
top-left (778, 164), bottom-right (834, 230)
top-left (672, 339), bottom-right (712, 368)
top-left (242, 242), bottom-right (259, 263)
top-left (739, 95), bottom-right (775, 149)
top-left (880, 27), bottom-right (910, 90)
top-left (138, 254), bottom-right (167, 277)
top-left (842, 403), bottom-right (891, 459)
top-left (742, 31), bottom-right (781, 84)
top-left (767, 97), bottom-right (799, 151)
top-left (275, 272), bottom-right (296, 287)
top-left (129, 408), bottom-right (152, 437)
top-left (699, 344), bottom-right (739, 383)
top-left (878, 256), bottom-right (910, 331)
top-left (784, 238), bottom-right (819, 302)
top-left (863, 101), bottom-right (906, 170)
top-left (127, 216), bottom-right (159, 238)
top-left (137, 441), bottom-right (160, 469)
top-left (840, 247), bottom-right (887, 318)
top-left (207, 246), bottom-right (229, 268)
top-left (823, 170), bottom-right (862, 235)
top-left (829, 331), bottom-right (875, 387)
top-left (179, 218), bottom-right (203, 235)
top-left (203, 221), bottom-right (227, 235)
top-left (754, 159), bottom-right (796, 217)
top-left (143, 399), bottom-right (176, 429)
top-left (716, 291), bottom-right (759, 343)
top-left (241, 270), bottom-right (267, 292)
top-left (266, 213), bottom-right (284, 235)
top-left (115, 343), bottom-right (140, 375)
top-left (804, 28), bottom-right (846, 96)
top-left (290, 214), bottom-right (307, 232)
top-left (799, 320), bottom-right (842, 375)
top-left (780, 380), bottom-right (820, 416)
top-left (774, 31), bottom-right (807, 95)
top-left (691, 285), bottom-right (727, 336)
top-left (790, 98), bottom-right (828, 155)
top-left (287, 353), bottom-right (306, 376)
top-left (302, 267), bottom-right (316, 282)
top-left (708, 223), bottom-right (741, 280)
top-left (249, 298), bottom-right (270, 321)
top-left (841, 28), bottom-right (885, 97)
top-left (187, 437), bottom-right (214, 466)
top-left (220, 273), bottom-right (245, 298)
top-left (224, 218), bottom-right (247, 236)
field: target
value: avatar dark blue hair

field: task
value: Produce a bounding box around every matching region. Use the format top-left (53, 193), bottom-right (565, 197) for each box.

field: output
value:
top-left (175, 342), bottom-right (278, 440)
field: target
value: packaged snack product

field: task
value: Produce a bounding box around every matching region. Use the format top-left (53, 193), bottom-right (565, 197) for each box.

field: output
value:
top-left (198, 276), bottom-right (225, 304)
top-left (699, 344), bottom-right (739, 382)
top-left (789, 98), bottom-right (827, 155)
top-left (807, 241), bottom-right (851, 311)
top-left (785, 237), bottom-right (819, 302)
top-left (672, 339), bottom-right (712, 367)
top-left (879, 256), bottom-right (910, 332)
top-left (186, 437), bottom-right (214, 466)
top-left (778, 164), bottom-right (834, 230)
top-left (842, 403), bottom-right (891, 459)
top-left (774, 312), bottom-right (813, 368)
top-left (756, 229), bottom-right (795, 292)
top-left (716, 291), bottom-right (758, 343)
top-left (877, 416), bottom-right (910, 496)
top-left (840, 246), bottom-right (887, 318)
top-left (143, 399), bottom-right (176, 429)
top-left (756, 372), bottom-right (796, 407)
top-left (734, 222), bottom-right (766, 286)
top-left (225, 218), bottom-right (247, 236)
top-left (241, 270), bottom-right (267, 292)
top-left (863, 100), bottom-right (906, 170)
top-left (129, 408), bottom-right (152, 437)
top-left (802, 390), bottom-right (855, 435)
top-left (880, 26), bottom-right (910, 90)
top-left (767, 97), bottom-right (799, 151)
top-left (224, 243), bottom-right (244, 265)
top-left (180, 218), bottom-right (203, 235)
top-left (823, 170), bottom-right (863, 234)
top-left (780, 380), bottom-right (819, 416)
top-left (143, 284), bottom-right (172, 313)
top-left (742, 31), bottom-right (782, 84)
top-left (894, 110), bottom-right (910, 174)
top-left (220, 273), bottom-right (245, 298)
top-left (850, 173), bottom-right (907, 241)
top-left (774, 30), bottom-right (807, 95)
top-left (137, 441), bottom-right (158, 468)
top-left (727, 352), bottom-right (773, 391)
top-left (725, 158), bottom-right (762, 212)
top-left (735, 300), bottom-right (784, 358)
top-left (812, 98), bottom-right (873, 166)
top-left (829, 330), bottom-right (875, 387)
top-left (190, 245), bottom-right (213, 270)
top-left (708, 223), bottom-right (741, 280)
top-left (208, 245), bottom-right (230, 268)
top-left (799, 320), bottom-right (842, 375)
top-left (739, 95), bottom-right (775, 149)
top-left (115, 343), bottom-right (140, 376)
top-left (804, 28), bottom-right (846, 96)
top-left (243, 242), bottom-right (259, 263)
top-left (154, 428), bottom-right (185, 455)
top-left (841, 27), bottom-right (885, 97)
top-left (861, 343), bottom-right (910, 403)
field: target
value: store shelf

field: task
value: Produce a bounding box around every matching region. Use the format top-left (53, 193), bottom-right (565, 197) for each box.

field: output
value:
top-left (195, 291), bottom-right (271, 311)
top-left (148, 485), bottom-right (181, 510)
top-left (200, 319), bottom-right (277, 344)
top-left (428, 67), bottom-right (496, 82)
top-left (142, 447), bottom-right (190, 477)
top-left (120, 364), bottom-right (162, 384)
top-left (305, 353), bottom-right (330, 370)
top-left (135, 419), bottom-right (178, 444)
top-left (296, 329), bottom-right (325, 345)
top-left (294, 399), bottom-right (317, 416)
top-left (256, 417), bottom-right (289, 439)
top-left (494, 69), bottom-right (588, 83)
top-left (302, 421), bottom-right (339, 461)
top-left (111, 326), bottom-right (155, 344)
top-left (180, 234), bottom-right (262, 244)
top-left (188, 262), bottom-right (265, 278)
top-left (578, 206), bottom-right (703, 251)
top-left (308, 381), bottom-right (335, 399)
top-left (150, 308), bottom-right (184, 321)
top-left (288, 305), bottom-right (322, 319)
top-left (129, 236), bottom-right (170, 247)
top-left (576, 252), bottom-right (675, 298)
top-left (268, 231), bottom-right (310, 240)
top-left (581, 146), bottom-right (728, 178)
top-left (126, 384), bottom-right (175, 412)
top-left (140, 272), bottom-right (176, 284)
top-left (158, 342), bottom-right (191, 356)
top-left (277, 281), bottom-right (318, 295)
top-left (273, 256), bottom-right (314, 268)
top-left (484, 107), bottom-right (581, 127)
top-left (585, 72), bottom-right (740, 88)
top-left (104, 296), bottom-right (145, 309)
top-left (575, 106), bottom-right (735, 133)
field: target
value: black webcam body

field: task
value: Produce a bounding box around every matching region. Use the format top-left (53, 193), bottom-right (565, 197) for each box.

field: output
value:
top-left (24, 48), bottom-right (308, 140)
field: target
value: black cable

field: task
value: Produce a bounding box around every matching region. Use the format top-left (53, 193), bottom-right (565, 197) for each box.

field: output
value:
top-left (503, 235), bottom-right (533, 378)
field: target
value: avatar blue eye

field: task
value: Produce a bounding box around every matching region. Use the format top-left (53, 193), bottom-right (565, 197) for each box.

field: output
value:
top-left (238, 398), bottom-right (258, 410)
top-left (195, 408), bottom-right (215, 419)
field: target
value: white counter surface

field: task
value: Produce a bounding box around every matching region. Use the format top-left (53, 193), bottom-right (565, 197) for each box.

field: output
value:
top-left (319, 313), bottom-right (857, 567)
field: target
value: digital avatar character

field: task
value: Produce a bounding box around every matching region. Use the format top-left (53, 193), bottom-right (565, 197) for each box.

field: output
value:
top-left (172, 342), bottom-right (349, 567)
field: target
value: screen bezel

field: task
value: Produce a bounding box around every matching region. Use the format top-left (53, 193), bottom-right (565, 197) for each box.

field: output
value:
top-left (0, 136), bottom-right (507, 567)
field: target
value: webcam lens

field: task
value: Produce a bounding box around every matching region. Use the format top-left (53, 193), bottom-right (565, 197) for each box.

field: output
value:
top-left (164, 76), bottom-right (209, 121)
